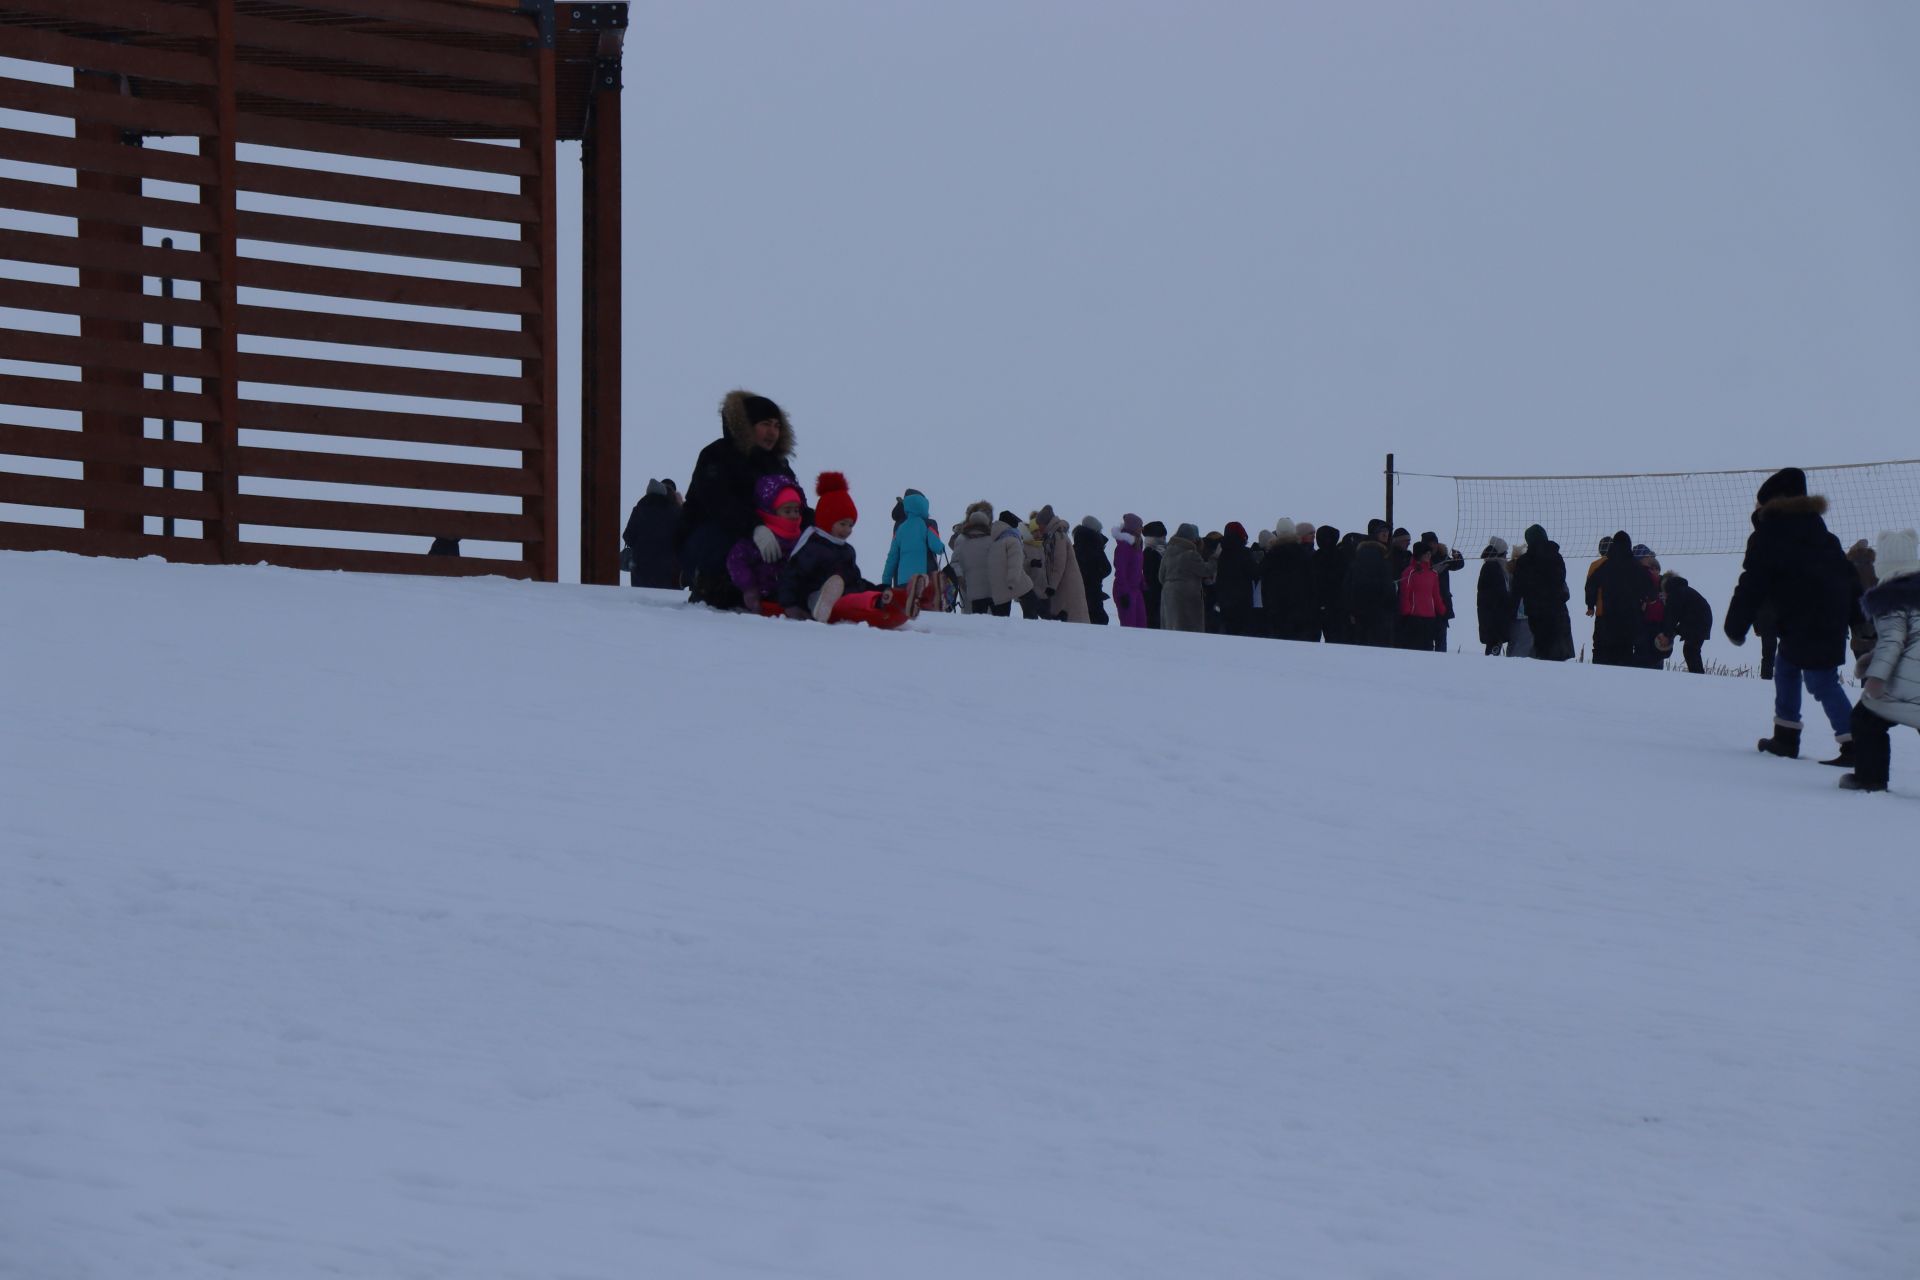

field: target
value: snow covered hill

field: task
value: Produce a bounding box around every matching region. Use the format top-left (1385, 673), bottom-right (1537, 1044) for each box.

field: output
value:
top-left (3, 552), bottom-right (1916, 1280)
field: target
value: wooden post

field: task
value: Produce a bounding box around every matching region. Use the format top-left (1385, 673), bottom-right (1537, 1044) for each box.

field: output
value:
top-left (1384, 452), bottom-right (1395, 534)
top-left (73, 70), bottom-right (142, 535)
top-left (207, 0), bottom-right (240, 561)
top-left (578, 54), bottom-right (622, 586)
top-left (525, 37), bottom-right (561, 583)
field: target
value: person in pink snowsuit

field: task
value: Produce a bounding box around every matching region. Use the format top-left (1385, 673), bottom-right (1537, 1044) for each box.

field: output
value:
top-left (1111, 513), bottom-right (1150, 628)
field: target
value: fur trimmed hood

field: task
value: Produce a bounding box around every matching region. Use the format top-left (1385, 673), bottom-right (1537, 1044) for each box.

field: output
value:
top-left (1862, 570), bottom-right (1920, 619)
top-left (718, 389), bottom-right (795, 458)
top-left (1756, 493), bottom-right (1828, 521)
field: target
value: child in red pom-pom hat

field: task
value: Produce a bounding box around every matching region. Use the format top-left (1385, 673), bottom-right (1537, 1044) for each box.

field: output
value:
top-left (779, 472), bottom-right (875, 621)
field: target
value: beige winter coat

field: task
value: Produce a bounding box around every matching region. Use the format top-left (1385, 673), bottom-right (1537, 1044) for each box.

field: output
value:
top-left (952, 519), bottom-right (1032, 606)
top-left (1044, 518), bottom-right (1090, 622)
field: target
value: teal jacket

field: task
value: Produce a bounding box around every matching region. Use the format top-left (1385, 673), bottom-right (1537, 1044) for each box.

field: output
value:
top-left (882, 492), bottom-right (944, 586)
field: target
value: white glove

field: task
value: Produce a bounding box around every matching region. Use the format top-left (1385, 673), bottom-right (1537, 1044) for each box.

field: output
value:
top-left (753, 525), bottom-right (782, 562)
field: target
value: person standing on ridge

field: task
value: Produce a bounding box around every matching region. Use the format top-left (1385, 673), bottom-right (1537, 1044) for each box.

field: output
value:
top-left (1111, 514), bottom-right (1149, 628)
top-left (1074, 516), bottom-right (1112, 625)
top-left (1585, 531), bottom-right (1653, 667)
top-left (1476, 537), bottom-right (1514, 655)
top-left (1510, 524), bottom-right (1572, 660)
top-left (1725, 467), bottom-right (1862, 764)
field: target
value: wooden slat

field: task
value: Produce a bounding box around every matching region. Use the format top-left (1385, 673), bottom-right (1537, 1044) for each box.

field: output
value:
top-left (236, 209), bottom-right (534, 268)
top-left (236, 398), bottom-right (533, 450)
top-left (236, 540), bottom-right (531, 578)
top-left (0, 371), bottom-right (215, 422)
top-left (236, 304), bottom-right (533, 360)
top-left (0, 276), bottom-right (217, 329)
top-left (0, 126), bottom-right (217, 186)
top-left (231, 14), bottom-right (536, 87)
top-left (4, 25), bottom-right (217, 87)
top-left (239, 0), bottom-right (536, 40)
top-left (235, 256), bottom-right (526, 314)
top-left (238, 352), bottom-right (535, 404)
top-left (0, 420), bottom-right (217, 471)
top-left (237, 112), bottom-right (535, 178)
top-left (4, 328), bottom-right (217, 379)
top-left (0, 226), bottom-right (216, 282)
top-left (0, 175), bottom-right (215, 235)
top-left (0, 0), bottom-right (216, 40)
top-left (238, 445), bottom-right (538, 496)
top-left (235, 159), bottom-right (535, 224)
top-left (233, 492), bottom-right (536, 542)
top-left (233, 62), bottom-right (535, 132)
top-left (0, 518), bottom-right (223, 562)
top-left (0, 75), bottom-right (216, 137)
top-left (0, 470), bottom-right (219, 520)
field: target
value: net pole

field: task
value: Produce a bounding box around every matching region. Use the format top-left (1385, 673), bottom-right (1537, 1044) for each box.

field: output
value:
top-left (1385, 453), bottom-right (1395, 534)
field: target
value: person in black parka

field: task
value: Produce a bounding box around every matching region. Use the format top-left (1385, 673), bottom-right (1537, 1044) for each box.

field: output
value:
top-left (1073, 516), bottom-right (1112, 625)
top-left (1725, 467), bottom-right (1863, 760)
top-left (1259, 519), bottom-right (1315, 640)
top-left (622, 478), bottom-right (682, 589)
top-left (1585, 530), bottom-right (1654, 667)
top-left (1311, 525), bottom-right (1348, 644)
top-left (1510, 524), bottom-right (1573, 661)
top-left (1142, 521), bottom-right (1167, 630)
top-left (1344, 520), bottom-right (1398, 647)
top-left (1213, 522), bottom-right (1258, 636)
top-left (677, 390), bottom-right (803, 609)
top-left (1659, 572), bottom-right (1713, 674)
top-left (1476, 537), bottom-right (1514, 655)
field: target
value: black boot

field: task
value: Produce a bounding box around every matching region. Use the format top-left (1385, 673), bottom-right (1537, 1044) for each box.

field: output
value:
top-left (1838, 773), bottom-right (1887, 793)
top-left (1757, 721), bottom-right (1802, 758)
top-left (1818, 737), bottom-right (1855, 768)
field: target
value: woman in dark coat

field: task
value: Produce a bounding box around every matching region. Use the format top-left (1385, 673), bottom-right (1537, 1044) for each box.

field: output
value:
top-left (1510, 524), bottom-right (1573, 661)
top-left (1072, 517), bottom-right (1112, 625)
top-left (1476, 537), bottom-right (1514, 654)
top-left (1258, 519), bottom-right (1315, 640)
top-left (1311, 525), bottom-right (1348, 643)
top-left (1212, 523), bottom-right (1258, 636)
top-left (1585, 530), bottom-right (1654, 667)
top-left (1725, 468), bottom-right (1862, 759)
top-left (622, 479), bottom-right (681, 589)
top-left (676, 390), bottom-right (802, 608)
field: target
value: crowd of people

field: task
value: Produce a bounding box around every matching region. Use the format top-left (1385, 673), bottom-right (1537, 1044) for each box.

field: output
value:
top-left (626, 392), bottom-right (1920, 791)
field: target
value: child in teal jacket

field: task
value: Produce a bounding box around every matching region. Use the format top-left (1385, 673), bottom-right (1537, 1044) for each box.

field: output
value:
top-left (881, 490), bottom-right (944, 588)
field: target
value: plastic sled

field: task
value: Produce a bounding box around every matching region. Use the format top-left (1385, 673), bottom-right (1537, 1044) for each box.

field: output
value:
top-left (755, 578), bottom-right (924, 630)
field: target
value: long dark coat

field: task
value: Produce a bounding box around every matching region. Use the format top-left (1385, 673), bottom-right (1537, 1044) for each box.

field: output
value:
top-left (1725, 495), bottom-right (1860, 670)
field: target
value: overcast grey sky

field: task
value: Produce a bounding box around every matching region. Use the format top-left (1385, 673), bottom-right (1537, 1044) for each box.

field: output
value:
top-left (611, 1), bottom-right (1920, 569)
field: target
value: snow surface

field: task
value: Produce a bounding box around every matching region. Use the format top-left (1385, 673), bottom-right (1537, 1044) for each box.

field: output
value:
top-left (4, 552), bottom-right (1917, 1280)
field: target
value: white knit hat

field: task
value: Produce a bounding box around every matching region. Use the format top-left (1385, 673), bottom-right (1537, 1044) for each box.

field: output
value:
top-left (1878, 528), bottom-right (1920, 581)
top-left (1272, 517), bottom-right (1296, 541)
top-left (1485, 535), bottom-right (1510, 556)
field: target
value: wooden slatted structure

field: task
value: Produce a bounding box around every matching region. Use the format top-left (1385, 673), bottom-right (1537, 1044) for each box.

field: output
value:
top-left (0, 0), bottom-right (627, 583)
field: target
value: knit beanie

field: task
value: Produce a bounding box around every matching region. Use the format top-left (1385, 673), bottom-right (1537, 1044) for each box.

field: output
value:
top-left (1756, 467), bottom-right (1807, 505)
top-left (1316, 525), bottom-right (1340, 551)
top-left (1224, 521), bottom-right (1248, 543)
top-left (1174, 522), bottom-right (1200, 542)
top-left (1876, 528), bottom-right (1920, 581)
top-left (813, 471), bottom-right (856, 530)
top-left (1483, 535), bottom-right (1509, 557)
top-left (754, 473), bottom-right (802, 512)
top-left (998, 511), bottom-right (1020, 529)
top-left (1367, 518), bottom-right (1389, 538)
top-left (1143, 520), bottom-right (1167, 538)
top-left (645, 478), bottom-right (671, 498)
top-left (742, 394), bottom-right (782, 425)
top-left (1121, 513), bottom-right (1143, 536)
top-left (1272, 517), bottom-right (1296, 542)
top-left (1080, 515), bottom-right (1103, 534)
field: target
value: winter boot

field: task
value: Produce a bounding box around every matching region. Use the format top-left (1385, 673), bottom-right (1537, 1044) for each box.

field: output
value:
top-left (1837, 773), bottom-right (1887, 793)
top-left (1818, 736), bottom-right (1855, 768)
top-left (1757, 721), bottom-right (1802, 758)
top-left (811, 574), bottom-right (846, 623)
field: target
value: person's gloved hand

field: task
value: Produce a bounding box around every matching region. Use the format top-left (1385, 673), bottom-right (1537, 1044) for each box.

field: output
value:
top-left (753, 525), bottom-right (782, 562)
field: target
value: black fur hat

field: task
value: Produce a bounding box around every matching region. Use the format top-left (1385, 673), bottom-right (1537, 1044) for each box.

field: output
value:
top-left (1757, 467), bottom-right (1807, 505)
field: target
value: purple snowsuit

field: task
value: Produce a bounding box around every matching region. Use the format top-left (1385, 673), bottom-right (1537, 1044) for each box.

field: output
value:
top-left (1112, 533), bottom-right (1148, 628)
top-left (725, 473), bottom-right (805, 601)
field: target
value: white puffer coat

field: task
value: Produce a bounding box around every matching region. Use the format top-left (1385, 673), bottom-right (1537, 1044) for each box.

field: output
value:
top-left (1860, 571), bottom-right (1920, 729)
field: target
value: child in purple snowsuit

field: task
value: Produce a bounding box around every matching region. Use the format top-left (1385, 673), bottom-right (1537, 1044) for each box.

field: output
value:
top-left (1112, 512), bottom-right (1149, 628)
top-left (726, 473), bottom-right (806, 613)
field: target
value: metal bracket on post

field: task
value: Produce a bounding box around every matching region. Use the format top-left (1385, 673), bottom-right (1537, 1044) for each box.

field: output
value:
top-left (524, 0), bottom-right (557, 47)
top-left (592, 56), bottom-right (622, 92)
top-left (563, 3), bottom-right (629, 30)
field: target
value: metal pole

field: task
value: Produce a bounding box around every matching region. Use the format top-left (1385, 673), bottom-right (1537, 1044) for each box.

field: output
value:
top-left (161, 236), bottom-right (176, 538)
top-left (1384, 452), bottom-right (1395, 534)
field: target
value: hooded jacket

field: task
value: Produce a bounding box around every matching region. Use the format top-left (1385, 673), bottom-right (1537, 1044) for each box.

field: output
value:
top-left (1112, 531), bottom-right (1148, 627)
top-left (1476, 556), bottom-right (1514, 647)
top-left (1725, 495), bottom-right (1860, 670)
top-left (1259, 536), bottom-right (1313, 639)
top-left (1661, 574), bottom-right (1713, 642)
top-left (1510, 525), bottom-right (1572, 660)
top-left (1398, 560), bottom-right (1446, 619)
top-left (881, 491), bottom-right (944, 586)
top-left (622, 488), bottom-right (680, 589)
top-left (1343, 538), bottom-right (1396, 622)
top-left (1860, 571), bottom-right (1920, 729)
top-left (678, 390), bottom-right (801, 556)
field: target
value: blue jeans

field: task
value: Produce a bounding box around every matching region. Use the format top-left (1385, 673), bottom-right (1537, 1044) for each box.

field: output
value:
top-left (1773, 654), bottom-right (1852, 735)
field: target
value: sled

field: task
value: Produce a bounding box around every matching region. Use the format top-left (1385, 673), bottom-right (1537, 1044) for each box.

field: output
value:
top-left (755, 583), bottom-right (920, 630)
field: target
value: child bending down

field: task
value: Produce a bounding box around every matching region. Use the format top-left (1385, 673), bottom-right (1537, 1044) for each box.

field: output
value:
top-left (779, 472), bottom-right (881, 622)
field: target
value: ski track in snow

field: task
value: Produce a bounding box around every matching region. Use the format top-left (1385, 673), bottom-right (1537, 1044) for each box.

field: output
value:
top-left (2, 552), bottom-right (1916, 1279)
